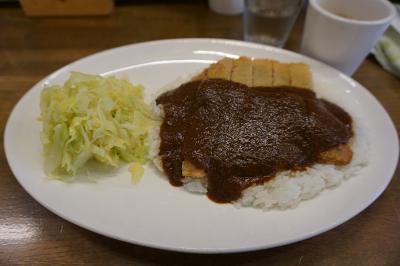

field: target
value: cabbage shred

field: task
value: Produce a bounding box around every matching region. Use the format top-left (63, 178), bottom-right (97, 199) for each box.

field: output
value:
top-left (39, 72), bottom-right (158, 179)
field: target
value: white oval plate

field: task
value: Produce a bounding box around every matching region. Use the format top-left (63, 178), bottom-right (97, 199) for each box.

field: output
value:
top-left (4, 39), bottom-right (399, 253)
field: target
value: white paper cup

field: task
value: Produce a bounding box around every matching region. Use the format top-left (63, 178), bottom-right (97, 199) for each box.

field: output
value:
top-left (301, 0), bottom-right (396, 76)
top-left (209, 0), bottom-right (244, 15)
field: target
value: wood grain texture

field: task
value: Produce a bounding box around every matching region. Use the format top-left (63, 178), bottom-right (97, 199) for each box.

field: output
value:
top-left (19, 0), bottom-right (114, 16)
top-left (1, 2), bottom-right (400, 265)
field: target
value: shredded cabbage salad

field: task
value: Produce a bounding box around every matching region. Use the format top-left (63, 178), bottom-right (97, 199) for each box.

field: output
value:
top-left (39, 72), bottom-right (158, 180)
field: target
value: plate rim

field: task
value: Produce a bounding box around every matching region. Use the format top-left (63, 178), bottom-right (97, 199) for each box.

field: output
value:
top-left (4, 38), bottom-right (399, 254)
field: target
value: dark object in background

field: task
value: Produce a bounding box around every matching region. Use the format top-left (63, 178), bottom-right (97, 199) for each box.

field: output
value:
top-left (19, 0), bottom-right (114, 16)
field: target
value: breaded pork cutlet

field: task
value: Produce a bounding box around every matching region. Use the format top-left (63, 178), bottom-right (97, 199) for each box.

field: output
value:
top-left (183, 56), bottom-right (353, 178)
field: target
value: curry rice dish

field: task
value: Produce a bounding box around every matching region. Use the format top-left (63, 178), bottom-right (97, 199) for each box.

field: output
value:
top-left (152, 57), bottom-right (368, 209)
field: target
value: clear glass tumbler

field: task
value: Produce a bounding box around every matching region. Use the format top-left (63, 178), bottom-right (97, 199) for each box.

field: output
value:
top-left (244, 0), bottom-right (305, 47)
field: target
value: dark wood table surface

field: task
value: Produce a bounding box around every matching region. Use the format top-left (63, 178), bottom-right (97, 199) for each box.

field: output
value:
top-left (1, 2), bottom-right (399, 265)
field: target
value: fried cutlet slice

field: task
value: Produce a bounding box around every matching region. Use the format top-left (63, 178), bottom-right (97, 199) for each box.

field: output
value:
top-left (252, 59), bottom-right (273, 87)
top-left (208, 58), bottom-right (234, 80)
top-left (182, 160), bottom-right (205, 177)
top-left (231, 57), bottom-right (253, 86)
top-left (272, 60), bottom-right (291, 87)
top-left (192, 58), bottom-right (234, 81)
top-left (289, 63), bottom-right (312, 89)
top-left (318, 144), bottom-right (353, 165)
top-left (182, 57), bottom-right (352, 177)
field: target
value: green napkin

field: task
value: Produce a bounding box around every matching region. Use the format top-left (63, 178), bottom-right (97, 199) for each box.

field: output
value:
top-left (372, 25), bottom-right (400, 78)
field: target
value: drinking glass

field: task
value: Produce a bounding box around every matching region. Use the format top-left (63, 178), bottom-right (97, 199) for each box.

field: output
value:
top-left (244, 0), bottom-right (305, 47)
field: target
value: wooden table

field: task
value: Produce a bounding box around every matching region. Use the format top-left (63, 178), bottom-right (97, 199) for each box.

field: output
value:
top-left (1, 2), bottom-right (399, 265)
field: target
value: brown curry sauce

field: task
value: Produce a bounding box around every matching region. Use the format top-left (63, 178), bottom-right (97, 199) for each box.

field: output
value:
top-left (156, 79), bottom-right (352, 203)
